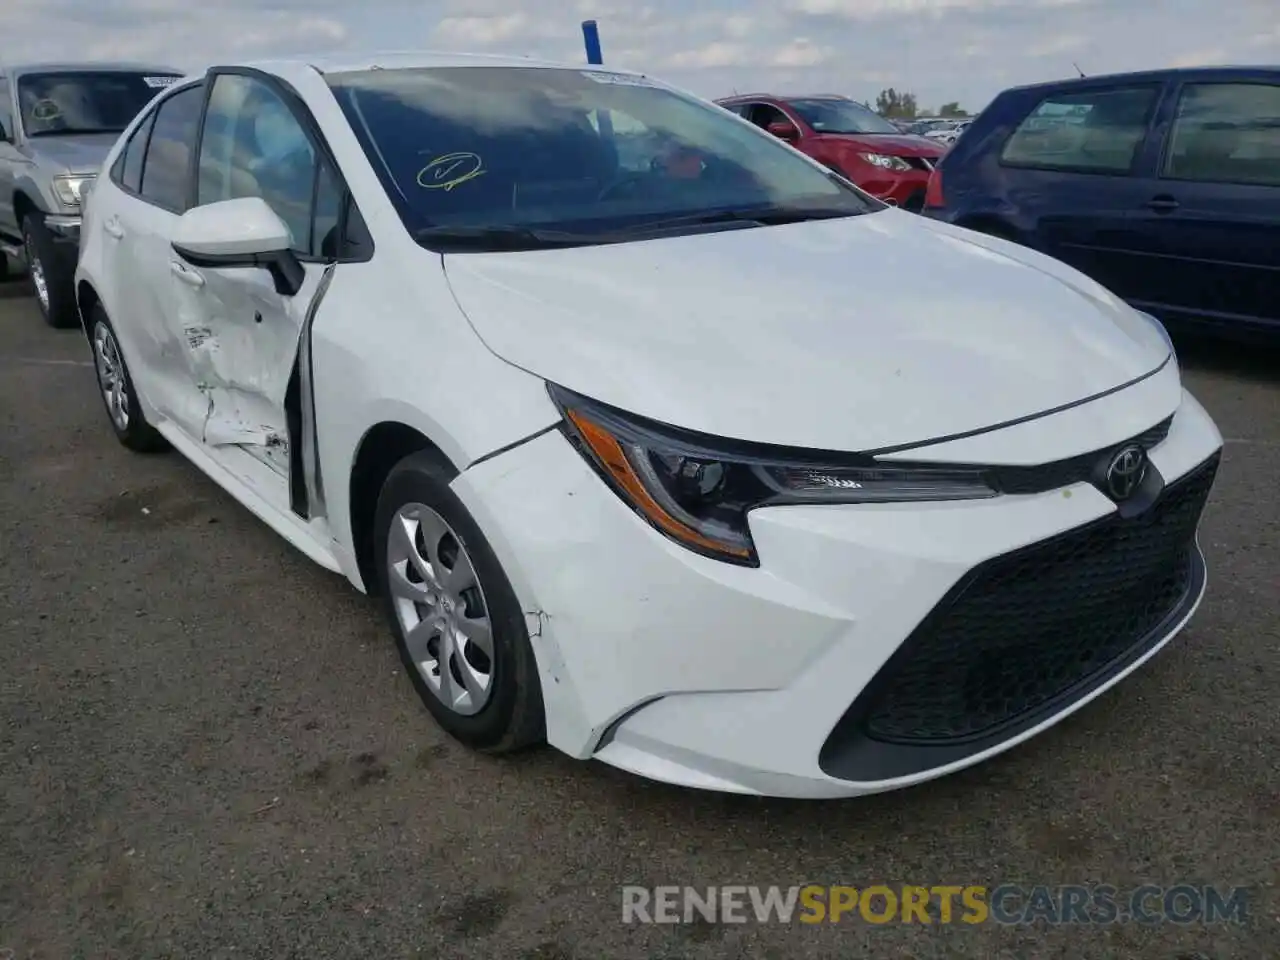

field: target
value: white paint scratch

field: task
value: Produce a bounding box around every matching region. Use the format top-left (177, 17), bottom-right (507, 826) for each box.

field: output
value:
top-left (10, 357), bottom-right (93, 367)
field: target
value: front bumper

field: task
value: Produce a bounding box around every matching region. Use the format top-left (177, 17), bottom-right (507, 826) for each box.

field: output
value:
top-left (45, 214), bottom-right (82, 244)
top-left (858, 168), bottom-right (933, 210)
top-left (451, 387), bottom-right (1223, 798)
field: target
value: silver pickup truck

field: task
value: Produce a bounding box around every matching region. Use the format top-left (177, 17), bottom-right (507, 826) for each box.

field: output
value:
top-left (0, 61), bottom-right (183, 327)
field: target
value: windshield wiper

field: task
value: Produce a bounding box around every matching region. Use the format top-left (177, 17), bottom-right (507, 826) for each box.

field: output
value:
top-left (617, 204), bottom-right (860, 237)
top-left (414, 225), bottom-right (598, 251)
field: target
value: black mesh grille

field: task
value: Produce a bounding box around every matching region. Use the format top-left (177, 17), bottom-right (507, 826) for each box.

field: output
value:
top-left (858, 452), bottom-right (1217, 745)
top-left (987, 414), bottom-right (1173, 495)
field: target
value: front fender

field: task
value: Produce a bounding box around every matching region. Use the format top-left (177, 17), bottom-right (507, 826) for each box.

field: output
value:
top-left (309, 255), bottom-right (562, 572)
top-left (12, 168), bottom-right (60, 218)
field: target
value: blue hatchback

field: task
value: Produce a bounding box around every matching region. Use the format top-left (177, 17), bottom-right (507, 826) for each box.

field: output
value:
top-left (923, 66), bottom-right (1280, 339)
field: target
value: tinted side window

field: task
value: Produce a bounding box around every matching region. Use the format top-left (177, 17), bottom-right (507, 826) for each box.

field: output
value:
top-left (746, 103), bottom-right (791, 130)
top-left (312, 159), bottom-right (343, 257)
top-left (0, 79), bottom-right (12, 140)
top-left (196, 73), bottom-right (318, 254)
top-left (1000, 85), bottom-right (1159, 174)
top-left (139, 84), bottom-right (204, 212)
top-left (111, 110), bottom-right (156, 193)
top-left (1163, 82), bottom-right (1280, 187)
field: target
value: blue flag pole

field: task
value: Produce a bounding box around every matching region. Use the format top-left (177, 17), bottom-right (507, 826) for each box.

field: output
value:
top-left (581, 20), bottom-right (614, 142)
top-left (582, 20), bottom-right (603, 65)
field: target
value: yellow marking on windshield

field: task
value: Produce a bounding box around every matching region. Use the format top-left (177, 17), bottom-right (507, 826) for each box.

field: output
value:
top-left (417, 152), bottom-right (486, 191)
top-left (31, 99), bottom-right (62, 121)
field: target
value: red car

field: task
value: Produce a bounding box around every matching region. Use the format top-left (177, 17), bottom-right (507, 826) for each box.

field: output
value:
top-left (715, 94), bottom-right (944, 212)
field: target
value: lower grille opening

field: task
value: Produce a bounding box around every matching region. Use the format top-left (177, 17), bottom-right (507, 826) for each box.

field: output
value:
top-left (819, 452), bottom-right (1219, 780)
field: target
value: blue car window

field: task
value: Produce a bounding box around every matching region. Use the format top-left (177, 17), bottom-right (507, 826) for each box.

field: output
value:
top-left (1164, 82), bottom-right (1280, 187)
top-left (1001, 86), bottom-right (1158, 174)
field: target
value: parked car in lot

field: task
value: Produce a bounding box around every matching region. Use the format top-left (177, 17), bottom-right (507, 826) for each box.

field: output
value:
top-left (926, 119), bottom-right (972, 146)
top-left (75, 52), bottom-right (1222, 798)
top-left (716, 93), bottom-right (943, 210)
top-left (0, 61), bottom-right (184, 326)
top-left (924, 66), bottom-right (1280, 338)
top-left (921, 119), bottom-right (967, 144)
top-left (905, 118), bottom-right (950, 136)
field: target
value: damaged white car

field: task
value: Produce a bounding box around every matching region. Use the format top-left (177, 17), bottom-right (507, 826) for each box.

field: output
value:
top-left (75, 54), bottom-right (1222, 798)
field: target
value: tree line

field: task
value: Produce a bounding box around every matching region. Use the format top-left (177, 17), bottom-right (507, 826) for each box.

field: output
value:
top-left (873, 88), bottom-right (969, 119)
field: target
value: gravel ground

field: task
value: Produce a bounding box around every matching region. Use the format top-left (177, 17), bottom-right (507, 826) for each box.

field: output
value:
top-left (1, 276), bottom-right (1277, 959)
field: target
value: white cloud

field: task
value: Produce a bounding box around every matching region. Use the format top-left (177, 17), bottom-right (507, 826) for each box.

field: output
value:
top-left (433, 14), bottom-right (532, 46)
top-left (664, 42), bottom-right (754, 69)
top-left (787, 0), bottom-right (1087, 18)
top-left (1168, 47), bottom-right (1230, 69)
top-left (0, 0), bottom-right (1274, 114)
top-left (770, 39), bottom-right (832, 68)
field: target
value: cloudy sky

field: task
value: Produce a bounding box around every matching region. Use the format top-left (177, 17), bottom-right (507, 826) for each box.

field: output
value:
top-left (5, 0), bottom-right (1278, 113)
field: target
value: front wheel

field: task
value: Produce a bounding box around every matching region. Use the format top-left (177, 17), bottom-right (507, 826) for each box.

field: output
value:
top-left (374, 451), bottom-right (545, 754)
top-left (89, 306), bottom-right (169, 453)
top-left (22, 213), bottom-right (79, 328)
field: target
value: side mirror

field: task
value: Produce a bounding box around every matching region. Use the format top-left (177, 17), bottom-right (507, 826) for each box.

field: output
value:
top-left (766, 120), bottom-right (799, 142)
top-left (171, 196), bottom-right (305, 296)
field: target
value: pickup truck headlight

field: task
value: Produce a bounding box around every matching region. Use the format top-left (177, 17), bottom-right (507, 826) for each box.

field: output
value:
top-left (860, 153), bottom-right (913, 172)
top-left (551, 385), bottom-right (996, 566)
top-left (51, 174), bottom-right (95, 208)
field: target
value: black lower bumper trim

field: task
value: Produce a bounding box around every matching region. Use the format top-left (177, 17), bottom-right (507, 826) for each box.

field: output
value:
top-left (818, 451), bottom-right (1218, 783)
top-left (817, 546), bottom-right (1204, 782)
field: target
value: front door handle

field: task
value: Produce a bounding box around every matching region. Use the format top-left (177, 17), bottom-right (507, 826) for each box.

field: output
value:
top-left (170, 260), bottom-right (205, 287)
top-left (1146, 195), bottom-right (1179, 213)
top-left (103, 219), bottom-right (124, 239)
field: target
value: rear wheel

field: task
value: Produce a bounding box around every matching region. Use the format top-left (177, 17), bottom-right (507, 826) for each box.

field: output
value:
top-left (89, 306), bottom-right (169, 453)
top-left (22, 213), bottom-right (79, 328)
top-left (374, 451), bottom-right (545, 754)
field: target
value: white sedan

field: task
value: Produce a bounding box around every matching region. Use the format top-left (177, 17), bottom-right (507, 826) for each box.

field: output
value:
top-left (75, 52), bottom-right (1223, 798)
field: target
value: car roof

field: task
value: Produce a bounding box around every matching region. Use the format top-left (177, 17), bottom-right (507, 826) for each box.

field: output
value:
top-left (717, 93), bottom-right (853, 103)
top-left (226, 50), bottom-right (620, 78)
top-left (1003, 64), bottom-right (1280, 94)
top-left (0, 61), bottom-right (184, 79)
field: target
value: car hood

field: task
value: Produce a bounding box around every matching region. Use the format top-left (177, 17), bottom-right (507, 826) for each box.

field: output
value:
top-left (442, 210), bottom-right (1170, 454)
top-left (23, 133), bottom-right (119, 175)
top-left (816, 132), bottom-right (943, 156)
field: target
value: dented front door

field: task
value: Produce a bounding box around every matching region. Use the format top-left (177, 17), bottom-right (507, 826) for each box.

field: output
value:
top-left (169, 259), bottom-right (324, 475)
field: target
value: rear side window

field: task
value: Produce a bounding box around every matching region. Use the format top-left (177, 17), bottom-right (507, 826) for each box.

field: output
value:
top-left (1163, 82), bottom-right (1280, 187)
top-left (110, 109), bottom-right (156, 193)
top-left (1000, 85), bottom-right (1159, 174)
top-left (139, 83), bottom-right (205, 212)
top-left (745, 103), bottom-right (791, 130)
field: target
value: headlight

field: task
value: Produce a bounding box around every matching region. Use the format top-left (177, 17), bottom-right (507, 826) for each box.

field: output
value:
top-left (550, 385), bottom-right (997, 566)
top-left (860, 153), bottom-right (912, 171)
top-left (51, 174), bottom-right (95, 208)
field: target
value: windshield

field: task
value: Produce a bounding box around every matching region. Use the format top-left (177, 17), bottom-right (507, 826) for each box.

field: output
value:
top-left (17, 71), bottom-right (181, 136)
top-left (327, 66), bottom-right (880, 248)
top-left (786, 99), bottom-right (901, 135)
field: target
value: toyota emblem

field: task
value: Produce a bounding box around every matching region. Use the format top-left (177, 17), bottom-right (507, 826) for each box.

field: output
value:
top-left (1104, 444), bottom-right (1148, 501)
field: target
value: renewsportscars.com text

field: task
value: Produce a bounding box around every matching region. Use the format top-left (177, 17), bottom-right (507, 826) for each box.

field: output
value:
top-left (621, 884), bottom-right (1249, 926)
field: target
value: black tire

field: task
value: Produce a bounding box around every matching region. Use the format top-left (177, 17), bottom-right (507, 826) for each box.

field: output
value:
top-left (88, 306), bottom-right (169, 453)
top-left (22, 212), bottom-right (79, 328)
top-left (374, 450), bottom-right (545, 754)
